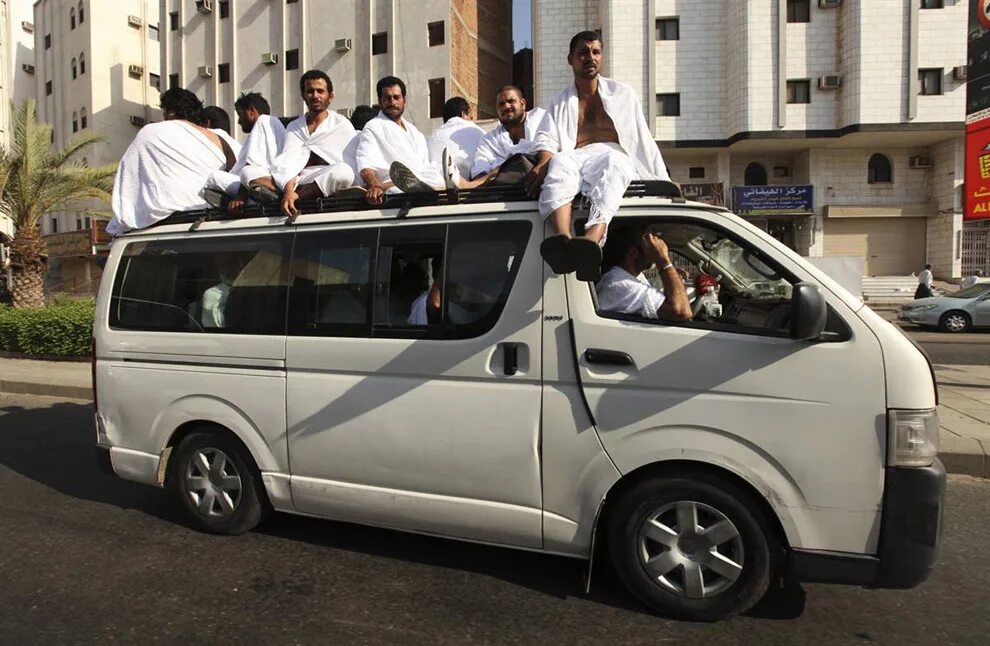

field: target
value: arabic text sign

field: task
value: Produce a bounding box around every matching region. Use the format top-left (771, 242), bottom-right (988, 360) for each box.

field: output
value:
top-left (44, 230), bottom-right (93, 258)
top-left (680, 182), bottom-right (725, 206)
top-left (966, 122), bottom-right (990, 220)
top-left (731, 185), bottom-right (813, 215)
top-left (968, 0), bottom-right (990, 220)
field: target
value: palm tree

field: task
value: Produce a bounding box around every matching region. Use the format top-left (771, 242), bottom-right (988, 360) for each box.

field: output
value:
top-left (0, 100), bottom-right (117, 308)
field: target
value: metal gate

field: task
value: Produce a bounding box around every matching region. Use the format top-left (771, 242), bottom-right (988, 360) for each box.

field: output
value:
top-left (962, 220), bottom-right (990, 276)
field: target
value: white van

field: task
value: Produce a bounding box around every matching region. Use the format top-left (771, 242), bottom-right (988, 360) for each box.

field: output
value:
top-left (93, 184), bottom-right (944, 621)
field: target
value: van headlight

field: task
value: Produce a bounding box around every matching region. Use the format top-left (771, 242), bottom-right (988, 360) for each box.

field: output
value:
top-left (888, 409), bottom-right (939, 467)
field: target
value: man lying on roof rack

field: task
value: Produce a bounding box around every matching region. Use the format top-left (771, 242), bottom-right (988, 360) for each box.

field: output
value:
top-left (529, 30), bottom-right (672, 282)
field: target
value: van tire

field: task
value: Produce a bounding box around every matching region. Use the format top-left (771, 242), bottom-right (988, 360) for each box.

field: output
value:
top-left (606, 473), bottom-right (775, 622)
top-left (168, 431), bottom-right (269, 535)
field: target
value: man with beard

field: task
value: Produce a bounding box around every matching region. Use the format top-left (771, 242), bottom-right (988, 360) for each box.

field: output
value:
top-left (204, 92), bottom-right (287, 208)
top-left (247, 70), bottom-right (359, 217)
top-left (467, 85), bottom-right (546, 186)
top-left (528, 31), bottom-right (671, 282)
top-left (426, 97), bottom-right (485, 182)
top-left (357, 76), bottom-right (454, 205)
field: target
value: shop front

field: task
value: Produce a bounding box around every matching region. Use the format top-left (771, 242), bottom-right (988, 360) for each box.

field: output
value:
top-left (43, 221), bottom-right (111, 295)
top-left (730, 185), bottom-right (815, 254)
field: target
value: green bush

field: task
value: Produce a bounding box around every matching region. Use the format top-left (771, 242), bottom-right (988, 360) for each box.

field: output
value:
top-left (0, 298), bottom-right (95, 357)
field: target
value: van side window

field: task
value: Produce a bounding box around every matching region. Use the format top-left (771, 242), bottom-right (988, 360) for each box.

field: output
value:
top-left (594, 219), bottom-right (798, 336)
top-left (288, 228), bottom-right (377, 337)
top-left (110, 235), bottom-right (292, 335)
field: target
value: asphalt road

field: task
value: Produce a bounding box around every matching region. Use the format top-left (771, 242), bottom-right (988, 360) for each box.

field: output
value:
top-left (1, 393), bottom-right (988, 645)
top-left (895, 322), bottom-right (990, 366)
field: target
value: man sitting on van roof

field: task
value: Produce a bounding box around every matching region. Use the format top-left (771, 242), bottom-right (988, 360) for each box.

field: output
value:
top-left (596, 224), bottom-right (691, 321)
top-left (246, 70), bottom-right (360, 218)
top-left (426, 97), bottom-right (485, 183)
top-left (204, 92), bottom-right (288, 208)
top-left (467, 85), bottom-right (547, 187)
top-left (108, 88), bottom-right (236, 235)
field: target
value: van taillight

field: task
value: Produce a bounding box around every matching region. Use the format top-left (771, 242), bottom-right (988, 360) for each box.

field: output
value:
top-left (91, 336), bottom-right (98, 411)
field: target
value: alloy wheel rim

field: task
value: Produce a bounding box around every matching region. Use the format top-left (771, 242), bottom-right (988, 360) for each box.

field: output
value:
top-left (637, 500), bottom-right (744, 599)
top-left (183, 448), bottom-right (242, 518)
top-left (945, 314), bottom-right (967, 332)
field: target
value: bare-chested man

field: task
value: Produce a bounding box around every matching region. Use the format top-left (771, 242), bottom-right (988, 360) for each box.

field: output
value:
top-left (527, 31), bottom-right (671, 281)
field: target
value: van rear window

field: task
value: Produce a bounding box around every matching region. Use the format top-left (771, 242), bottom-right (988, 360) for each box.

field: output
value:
top-left (109, 234), bottom-right (292, 335)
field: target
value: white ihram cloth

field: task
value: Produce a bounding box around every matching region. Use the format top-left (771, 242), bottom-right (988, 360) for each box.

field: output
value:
top-left (470, 107), bottom-right (546, 178)
top-left (426, 117), bottom-right (484, 181)
top-left (206, 115), bottom-right (287, 196)
top-left (268, 111), bottom-right (357, 195)
top-left (108, 121), bottom-right (226, 236)
top-left (595, 266), bottom-right (666, 319)
top-left (534, 77), bottom-right (670, 230)
top-left (356, 112), bottom-right (444, 191)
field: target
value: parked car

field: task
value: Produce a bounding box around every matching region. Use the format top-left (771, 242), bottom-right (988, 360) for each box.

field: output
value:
top-left (899, 284), bottom-right (990, 332)
top-left (93, 184), bottom-right (944, 622)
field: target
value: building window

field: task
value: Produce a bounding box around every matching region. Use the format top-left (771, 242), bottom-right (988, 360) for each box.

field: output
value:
top-left (918, 68), bottom-right (943, 95)
top-left (744, 163), bottom-right (768, 186)
top-left (71, 58), bottom-right (77, 79)
top-left (285, 48), bottom-right (299, 70)
top-left (169, 11), bottom-right (179, 31)
top-left (218, 63), bottom-right (230, 83)
top-left (169, 73), bottom-right (179, 89)
top-left (786, 0), bottom-right (810, 23)
top-left (656, 18), bottom-right (679, 41)
top-left (44, 34), bottom-right (51, 49)
top-left (657, 93), bottom-right (680, 116)
top-left (79, 53), bottom-right (86, 75)
top-left (868, 154), bottom-right (892, 184)
top-left (372, 31), bottom-right (388, 55)
top-left (921, 0), bottom-right (943, 8)
top-left (76, 215), bottom-right (84, 230)
top-left (287, 0), bottom-right (299, 3)
top-left (80, 108), bottom-right (87, 129)
top-left (786, 79), bottom-right (811, 104)
top-left (429, 78), bottom-right (446, 119)
top-left (688, 167), bottom-right (705, 179)
top-left (149, 24), bottom-right (159, 42)
top-left (428, 21), bottom-right (445, 46)
top-left (72, 112), bottom-right (78, 133)
top-left (219, 1), bottom-right (230, 18)
top-left (50, 216), bottom-right (58, 234)
top-left (70, 7), bottom-right (76, 30)
top-left (45, 80), bottom-right (52, 96)
top-left (78, 1), bottom-right (84, 24)
top-left (150, 73), bottom-right (160, 90)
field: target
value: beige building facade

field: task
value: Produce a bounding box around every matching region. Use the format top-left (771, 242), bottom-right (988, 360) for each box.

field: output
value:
top-left (33, 0), bottom-right (160, 293)
top-left (161, 0), bottom-right (512, 138)
top-left (534, 0), bottom-right (967, 278)
top-left (1, 0), bottom-right (36, 245)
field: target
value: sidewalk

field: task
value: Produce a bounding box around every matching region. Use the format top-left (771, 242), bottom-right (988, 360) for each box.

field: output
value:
top-left (0, 356), bottom-right (987, 478)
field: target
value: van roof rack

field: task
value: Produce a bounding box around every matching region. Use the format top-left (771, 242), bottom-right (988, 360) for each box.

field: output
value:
top-left (147, 179), bottom-right (685, 232)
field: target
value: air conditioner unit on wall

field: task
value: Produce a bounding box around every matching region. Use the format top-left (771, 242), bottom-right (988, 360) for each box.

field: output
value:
top-left (195, 0), bottom-right (213, 15)
top-left (128, 64), bottom-right (143, 77)
top-left (261, 52), bottom-right (278, 65)
top-left (198, 65), bottom-right (212, 79)
top-left (953, 65), bottom-right (967, 81)
top-left (335, 38), bottom-right (352, 53)
top-left (22, 63), bottom-right (34, 74)
top-left (909, 155), bottom-right (933, 169)
top-left (337, 107), bottom-right (354, 118)
top-left (818, 75), bottom-right (842, 90)
top-left (129, 115), bottom-right (146, 127)
top-left (819, 0), bottom-right (841, 8)
top-left (21, 21), bottom-right (33, 33)
top-left (127, 15), bottom-right (142, 28)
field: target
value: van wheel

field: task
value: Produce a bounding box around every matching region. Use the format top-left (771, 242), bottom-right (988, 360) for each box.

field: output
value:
top-left (168, 431), bottom-right (269, 535)
top-left (607, 473), bottom-right (775, 622)
top-left (938, 311), bottom-right (971, 333)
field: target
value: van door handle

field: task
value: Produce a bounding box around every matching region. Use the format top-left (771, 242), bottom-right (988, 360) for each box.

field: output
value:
top-left (584, 348), bottom-right (634, 367)
top-left (501, 342), bottom-right (519, 376)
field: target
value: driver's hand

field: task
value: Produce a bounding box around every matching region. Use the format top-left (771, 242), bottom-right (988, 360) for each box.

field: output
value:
top-left (644, 231), bottom-right (670, 264)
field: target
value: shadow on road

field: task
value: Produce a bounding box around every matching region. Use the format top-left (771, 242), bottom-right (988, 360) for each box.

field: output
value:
top-left (0, 397), bottom-right (807, 621)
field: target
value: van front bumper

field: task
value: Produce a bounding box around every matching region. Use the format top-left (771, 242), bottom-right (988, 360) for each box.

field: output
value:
top-left (792, 460), bottom-right (945, 588)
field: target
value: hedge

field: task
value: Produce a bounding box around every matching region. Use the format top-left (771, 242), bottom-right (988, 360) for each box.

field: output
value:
top-left (0, 298), bottom-right (95, 357)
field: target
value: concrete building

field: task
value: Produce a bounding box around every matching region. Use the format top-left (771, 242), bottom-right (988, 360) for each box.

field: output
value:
top-left (160, 0), bottom-right (512, 137)
top-left (33, 0), bottom-right (160, 293)
top-left (533, 0), bottom-right (967, 278)
top-left (1, 0), bottom-right (37, 245)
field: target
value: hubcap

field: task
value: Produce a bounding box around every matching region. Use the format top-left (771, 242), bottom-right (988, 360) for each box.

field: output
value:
top-left (637, 501), bottom-right (744, 599)
top-left (945, 314), bottom-right (967, 332)
top-left (183, 448), bottom-right (242, 518)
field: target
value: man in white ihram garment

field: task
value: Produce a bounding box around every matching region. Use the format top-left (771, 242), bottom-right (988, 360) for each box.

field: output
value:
top-left (468, 85), bottom-right (546, 186)
top-left (107, 88), bottom-right (232, 235)
top-left (244, 70), bottom-right (360, 218)
top-left (426, 97), bottom-right (485, 183)
top-left (526, 30), bottom-right (671, 282)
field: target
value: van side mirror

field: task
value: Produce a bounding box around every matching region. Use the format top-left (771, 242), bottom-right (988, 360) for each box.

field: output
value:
top-left (791, 283), bottom-right (827, 341)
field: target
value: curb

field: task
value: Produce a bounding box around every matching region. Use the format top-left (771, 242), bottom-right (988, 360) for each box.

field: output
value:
top-left (0, 380), bottom-right (92, 402)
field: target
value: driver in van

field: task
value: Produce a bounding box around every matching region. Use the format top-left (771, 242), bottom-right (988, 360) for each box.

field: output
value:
top-left (596, 224), bottom-right (692, 321)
